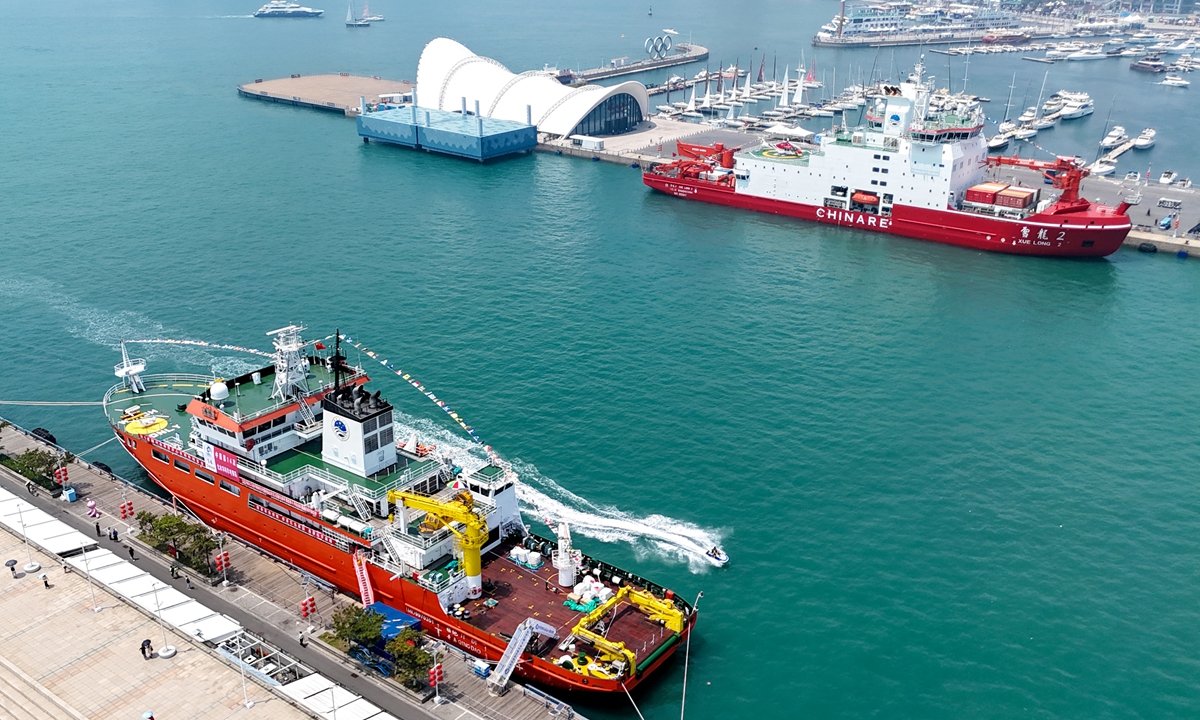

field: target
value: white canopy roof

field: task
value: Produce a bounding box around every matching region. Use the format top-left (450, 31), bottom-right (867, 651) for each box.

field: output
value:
top-left (416, 38), bottom-right (649, 137)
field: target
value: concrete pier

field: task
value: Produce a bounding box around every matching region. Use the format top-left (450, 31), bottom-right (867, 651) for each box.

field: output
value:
top-left (572, 43), bottom-right (708, 82)
top-left (238, 74), bottom-right (414, 117)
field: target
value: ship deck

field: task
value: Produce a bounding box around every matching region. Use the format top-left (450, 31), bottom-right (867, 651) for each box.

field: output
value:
top-left (463, 542), bottom-right (678, 666)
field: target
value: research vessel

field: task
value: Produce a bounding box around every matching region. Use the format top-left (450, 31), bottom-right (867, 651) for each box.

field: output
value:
top-left (103, 327), bottom-right (694, 693)
top-left (643, 60), bottom-right (1135, 257)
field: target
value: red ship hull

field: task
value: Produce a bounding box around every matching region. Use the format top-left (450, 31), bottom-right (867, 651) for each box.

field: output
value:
top-left (643, 173), bottom-right (1131, 257)
top-left (114, 428), bottom-right (689, 693)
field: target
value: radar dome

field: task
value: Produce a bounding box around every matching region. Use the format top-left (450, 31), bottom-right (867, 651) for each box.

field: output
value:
top-left (210, 380), bottom-right (230, 401)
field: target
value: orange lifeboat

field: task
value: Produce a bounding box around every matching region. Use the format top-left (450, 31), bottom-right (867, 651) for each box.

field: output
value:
top-left (851, 191), bottom-right (880, 205)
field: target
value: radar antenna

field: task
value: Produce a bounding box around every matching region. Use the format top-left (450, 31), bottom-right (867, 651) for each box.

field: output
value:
top-left (114, 341), bottom-right (147, 394)
top-left (266, 325), bottom-right (310, 402)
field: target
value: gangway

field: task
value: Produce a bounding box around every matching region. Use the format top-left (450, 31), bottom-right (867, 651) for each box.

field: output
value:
top-left (487, 618), bottom-right (559, 695)
top-left (353, 549), bottom-right (376, 607)
top-left (348, 487), bottom-right (373, 521)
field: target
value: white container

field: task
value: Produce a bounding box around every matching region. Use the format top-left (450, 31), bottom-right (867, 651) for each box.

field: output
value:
top-left (574, 582), bottom-right (589, 595)
top-left (514, 547), bottom-right (528, 563)
top-left (598, 587), bottom-right (613, 602)
top-left (527, 551), bottom-right (542, 566)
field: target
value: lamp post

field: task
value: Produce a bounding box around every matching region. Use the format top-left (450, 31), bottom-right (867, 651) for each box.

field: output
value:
top-left (16, 503), bottom-right (40, 573)
top-left (150, 582), bottom-right (176, 658)
top-left (79, 541), bottom-right (100, 613)
top-left (236, 645), bottom-right (254, 709)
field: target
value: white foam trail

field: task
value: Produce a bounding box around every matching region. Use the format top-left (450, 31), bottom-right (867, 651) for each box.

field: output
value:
top-left (389, 409), bottom-right (724, 573)
top-left (0, 278), bottom-right (252, 377)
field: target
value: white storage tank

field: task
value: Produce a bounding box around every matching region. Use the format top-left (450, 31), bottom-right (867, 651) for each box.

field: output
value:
top-left (526, 551), bottom-right (542, 567)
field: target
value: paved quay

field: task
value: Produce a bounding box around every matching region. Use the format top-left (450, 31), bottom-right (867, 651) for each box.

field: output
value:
top-left (0, 534), bottom-right (290, 720)
top-left (0, 423), bottom-right (586, 720)
top-left (238, 75), bottom-right (414, 117)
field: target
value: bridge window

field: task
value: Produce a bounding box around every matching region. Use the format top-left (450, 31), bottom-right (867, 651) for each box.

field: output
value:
top-left (571, 93), bottom-right (643, 137)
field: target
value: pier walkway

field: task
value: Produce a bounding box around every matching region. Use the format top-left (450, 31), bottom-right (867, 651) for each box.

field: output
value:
top-left (239, 74), bottom-right (414, 117)
top-left (572, 43), bottom-right (707, 82)
top-left (0, 422), bottom-right (586, 720)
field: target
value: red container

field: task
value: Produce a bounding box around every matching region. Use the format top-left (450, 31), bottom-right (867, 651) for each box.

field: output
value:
top-left (995, 186), bottom-right (1037, 208)
top-left (964, 182), bottom-right (1009, 204)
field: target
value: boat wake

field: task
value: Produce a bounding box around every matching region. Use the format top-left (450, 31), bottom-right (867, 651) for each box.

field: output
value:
top-left (0, 279), bottom-right (260, 378)
top-left (390, 410), bottom-right (724, 573)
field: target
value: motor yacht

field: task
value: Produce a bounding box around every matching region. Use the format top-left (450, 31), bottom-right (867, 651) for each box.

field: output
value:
top-left (1134, 128), bottom-right (1156, 149)
top-left (1067, 47), bottom-right (1107, 61)
top-left (1058, 98), bottom-right (1094, 119)
top-left (1160, 74), bottom-right (1190, 87)
top-left (1159, 170), bottom-right (1178, 185)
top-left (1130, 55), bottom-right (1168, 72)
top-left (1099, 126), bottom-right (1128, 148)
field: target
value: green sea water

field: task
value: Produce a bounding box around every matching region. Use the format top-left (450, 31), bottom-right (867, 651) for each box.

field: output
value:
top-left (3, 2), bottom-right (1200, 718)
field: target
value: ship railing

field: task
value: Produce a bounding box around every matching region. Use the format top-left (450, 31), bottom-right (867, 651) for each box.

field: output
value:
top-left (103, 373), bottom-right (217, 408)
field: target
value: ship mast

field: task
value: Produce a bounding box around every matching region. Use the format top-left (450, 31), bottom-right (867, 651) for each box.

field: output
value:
top-left (266, 324), bottom-right (310, 402)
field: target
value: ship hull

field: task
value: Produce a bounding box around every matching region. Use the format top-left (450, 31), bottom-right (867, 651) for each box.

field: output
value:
top-left (113, 427), bottom-right (686, 693)
top-left (643, 173), bottom-right (1129, 257)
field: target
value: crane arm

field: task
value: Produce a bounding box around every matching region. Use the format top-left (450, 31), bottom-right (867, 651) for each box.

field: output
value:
top-left (386, 490), bottom-right (488, 549)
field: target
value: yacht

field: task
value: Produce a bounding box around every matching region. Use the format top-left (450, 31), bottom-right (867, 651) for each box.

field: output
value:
top-left (1030, 115), bottom-right (1057, 130)
top-left (1164, 37), bottom-right (1199, 54)
top-left (1134, 128), bottom-right (1156, 149)
top-left (1160, 74), bottom-right (1190, 87)
top-left (1067, 47), bottom-right (1107, 61)
top-left (1130, 55), bottom-right (1168, 72)
top-left (1017, 106), bottom-right (1037, 123)
top-left (1091, 160), bottom-right (1117, 176)
top-left (1099, 126), bottom-right (1128, 148)
top-left (253, 0), bottom-right (324, 16)
top-left (1124, 171), bottom-right (1142, 181)
top-left (1058, 98), bottom-right (1095, 119)
top-left (1013, 125), bottom-right (1038, 140)
top-left (1160, 171), bottom-right (1178, 185)
top-left (987, 133), bottom-right (1011, 151)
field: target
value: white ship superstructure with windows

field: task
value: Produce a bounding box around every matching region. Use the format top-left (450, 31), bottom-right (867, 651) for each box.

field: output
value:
top-left (817, 1), bottom-right (1024, 43)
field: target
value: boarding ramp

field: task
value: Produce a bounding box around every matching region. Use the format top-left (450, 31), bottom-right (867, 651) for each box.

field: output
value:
top-left (487, 618), bottom-right (559, 695)
top-left (353, 549), bottom-right (376, 607)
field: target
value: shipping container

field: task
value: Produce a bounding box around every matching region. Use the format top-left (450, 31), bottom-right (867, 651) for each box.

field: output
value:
top-left (964, 182), bottom-right (1010, 204)
top-left (995, 186), bottom-right (1038, 208)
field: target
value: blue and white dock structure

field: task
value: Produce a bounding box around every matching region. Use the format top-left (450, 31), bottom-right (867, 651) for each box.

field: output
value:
top-left (357, 90), bottom-right (537, 162)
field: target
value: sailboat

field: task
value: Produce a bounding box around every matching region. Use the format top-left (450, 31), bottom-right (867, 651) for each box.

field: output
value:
top-left (361, 0), bottom-right (383, 21)
top-left (778, 67), bottom-right (790, 109)
top-left (682, 84), bottom-right (702, 118)
top-left (345, 0), bottom-right (369, 26)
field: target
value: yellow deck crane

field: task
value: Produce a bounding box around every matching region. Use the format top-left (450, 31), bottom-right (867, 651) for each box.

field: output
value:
top-left (386, 489), bottom-right (489, 598)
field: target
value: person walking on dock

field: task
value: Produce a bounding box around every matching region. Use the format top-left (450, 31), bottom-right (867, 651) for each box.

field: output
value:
top-left (40, 573), bottom-right (49, 589)
top-left (128, 546), bottom-right (136, 561)
top-left (298, 630), bottom-right (307, 648)
top-left (95, 522), bottom-right (101, 537)
top-left (140, 639), bottom-right (152, 659)
top-left (184, 575), bottom-right (192, 590)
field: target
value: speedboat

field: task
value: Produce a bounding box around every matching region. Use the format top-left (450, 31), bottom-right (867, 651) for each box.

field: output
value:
top-left (1134, 128), bottom-right (1156, 149)
top-left (704, 546), bottom-right (729, 567)
top-left (1013, 125), bottom-right (1038, 140)
top-left (1124, 171), bottom-right (1141, 181)
top-left (987, 133), bottom-right (1011, 151)
top-left (1091, 160), bottom-right (1117, 176)
top-left (1099, 125), bottom-right (1128, 148)
top-left (1160, 74), bottom-right (1190, 87)
top-left (1160, 170), bottom-right (1179, 184)
top-left (253, 0), bottom-right (324, 16)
